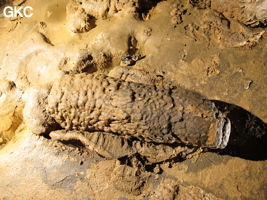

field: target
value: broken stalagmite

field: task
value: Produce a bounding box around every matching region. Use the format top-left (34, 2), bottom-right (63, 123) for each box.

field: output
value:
top-left (23, 73), bottom-right (231, 149)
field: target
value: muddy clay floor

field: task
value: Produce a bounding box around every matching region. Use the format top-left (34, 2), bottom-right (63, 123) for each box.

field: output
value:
top-left (0, 0), bottom-right (267, 199)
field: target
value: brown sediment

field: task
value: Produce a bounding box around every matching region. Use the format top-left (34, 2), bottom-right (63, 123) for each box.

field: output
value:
top-left (0, 0), bottom-right (266, 199)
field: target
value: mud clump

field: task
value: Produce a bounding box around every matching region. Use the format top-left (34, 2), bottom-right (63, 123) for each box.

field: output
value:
top-left (66, 1), bottom-right (96, 33)
top-left (149, 179), bottom-right (179, 200)
top-left (170, 3), bottom-right (188, 26)
top-left (190, 0), bottom-right (211, 9)
top-left (109, 66), bottom-right (164, 85)
top-left (112, 157), bottom-right (149, 196)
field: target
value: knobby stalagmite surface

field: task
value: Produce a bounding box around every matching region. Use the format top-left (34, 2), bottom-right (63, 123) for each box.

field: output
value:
top-left (24, 73), bottom-right (230, 148)
top-left (0, 0), bottom-right (267, 199)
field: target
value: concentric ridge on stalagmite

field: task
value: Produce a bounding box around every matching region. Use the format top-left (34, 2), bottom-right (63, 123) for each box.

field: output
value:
top-left (23, 73), bottom-right (231, 149)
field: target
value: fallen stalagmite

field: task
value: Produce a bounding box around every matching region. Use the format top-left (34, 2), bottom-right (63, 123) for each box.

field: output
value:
top-left (23, 73), bottom-right (231, 149)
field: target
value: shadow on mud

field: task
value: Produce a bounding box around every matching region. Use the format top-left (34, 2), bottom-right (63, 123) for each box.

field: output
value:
top-left (212, 100), bottom-right (267, 161)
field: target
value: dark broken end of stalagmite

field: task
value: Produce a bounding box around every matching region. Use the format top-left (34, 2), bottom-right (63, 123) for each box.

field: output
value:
top-left (205, 114), bottom-right (231, 149)
top-left (23, 73), bottom-right (231, 156)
